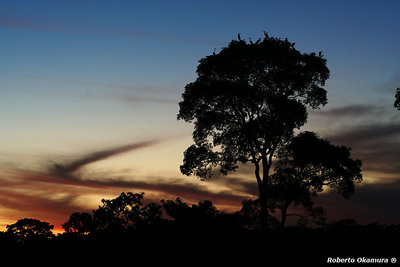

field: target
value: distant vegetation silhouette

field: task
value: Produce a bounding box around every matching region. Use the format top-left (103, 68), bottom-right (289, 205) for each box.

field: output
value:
top-left (395, 87), bottom-right (400, 110)
top-left (1, 192), bottom-right (399, 264)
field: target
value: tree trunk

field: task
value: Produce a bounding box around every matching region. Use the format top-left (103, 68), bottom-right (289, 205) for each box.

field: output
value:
top-left (260, 153), bottom-right (271, 231)
top-left (280, 206), bottom-right (287, 228)
top-left (259, 182), bottom-right (269, 230)
top-left (280, 202), bottom-right (292, 229)
top-left (254, 158), bottom-right (270, 231)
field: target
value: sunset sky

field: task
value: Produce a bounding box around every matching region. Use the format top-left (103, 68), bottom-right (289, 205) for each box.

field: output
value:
top-left (1, 0), bottom-right (400, 231)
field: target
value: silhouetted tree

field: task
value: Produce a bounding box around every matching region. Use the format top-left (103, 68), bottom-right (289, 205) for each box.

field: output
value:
top-left (395, 87), bottom-right (400, 110)
top-left (62, 212), bottom-right (93, 235)
top-left (269, 171), bottom-right (325, 228)
top-left (161, 197), bottom-right (191, 222)
top-left (237, 199), bottom-right (278, 230)
top-left (142, 202), bottom-right (164, 226)
top-left (293, 206), bottom-right (326, 228)
top-left (238, 199), bottom-right (262, 229)
top-left (6, 218), bottom-right (54, 243)
top-left (92, 192), bottom-right (162, 232)
top-left (270, 131), bottom-right (362, 227)
top-left (162, 198), bottom-right (218, 226)
top-left (177, 32), bottom-right (330, 228)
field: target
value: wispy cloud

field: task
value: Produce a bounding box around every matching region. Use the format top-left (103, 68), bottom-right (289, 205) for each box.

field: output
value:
top-left (316, 181), bottom-right (400, 224)
top-left (18, 74), bottom-right (170, 93)
top-left (0, 139), bottom-right (251, 230)
top-left (1, 76), bottom-right (178, 104)
top-left (0, 189), bottom-right (81, 218)
top-left (108, 94), bottom-right (178, 105)
top-left (327, 123), bottom-right (400, 145)
top-left (50, 140), bottom-right (160, 177)
top-left (0, 16), bottom-right (224, 46)
top-left (326, 122), bottom-right (400, 176)
top-left (311, 104), bottom-right (374, 117)
top-left (0, 169), bottom-right (249, 230)
top-left (309, 100), bottom-right (400, 178)
top-left (45, 142), bottom-right (252, 205)
top-left (375, 70), bottom-right (400, 93)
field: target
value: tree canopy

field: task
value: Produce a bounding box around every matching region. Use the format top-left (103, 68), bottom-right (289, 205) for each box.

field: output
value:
top-left (178, 33), bottom-right (330, 177)
top-left (177, 33), bottom-right (330, 227)
top-left (6, 218), bottom-right (54, 242)
top-left (269, 131), bottom-right (362, 227)
top-left (62, 212), bottom-right (93, 235)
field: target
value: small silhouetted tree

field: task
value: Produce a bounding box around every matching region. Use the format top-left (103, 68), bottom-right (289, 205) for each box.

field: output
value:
top-left (238, 199), bottom-right (280, 231)
top-left (270, 131), bottom-right (362, 227)
top-left (62, 212), bottom-right (93, 235)
top-left (92, 192), bottom-right (162, 232)
top-left (162, 198), bottom-right (218, 226)
top-left (395, 87), bottom-right (400, 110)
top-left (238, 199), bottom-right (262, 229)
top-left (161, 197), bottom-right (192, 222)
top-left (177, 32), bottom-right (330, 228)
top-left (6, 218), bottom-right (54, 242)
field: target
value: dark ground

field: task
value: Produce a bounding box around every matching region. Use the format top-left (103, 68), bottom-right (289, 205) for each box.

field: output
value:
top-left (1, 223), bottom-right (399, 266)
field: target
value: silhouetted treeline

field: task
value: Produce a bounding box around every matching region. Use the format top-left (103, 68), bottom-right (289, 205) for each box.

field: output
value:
top-left (1, 192), bottom-right (399, 264)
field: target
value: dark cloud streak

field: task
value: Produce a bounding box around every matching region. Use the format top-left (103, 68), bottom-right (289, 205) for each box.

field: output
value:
top-left (312, 104), bottom-right (373, 117)
top-left (327, 123), bottom-right (400, 146)
top-left (316, 181), bottom-right (400, 224)
top-left (51, 140), bottom-right (160, 177)
top-left (325, 122), bottom-right (400, 176)
top-left (1, 84), bottom-right (177, 105)
top-left (310, 103), bottom-right (388, 118)
top-left (19, 74), bottom-right (175, 94)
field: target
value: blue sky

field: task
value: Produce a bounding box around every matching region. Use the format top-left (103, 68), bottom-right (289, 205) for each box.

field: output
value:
top-left (1, 1), bottom-right (399, 100)
top-left (1, 0), bottom-right (400, 230)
